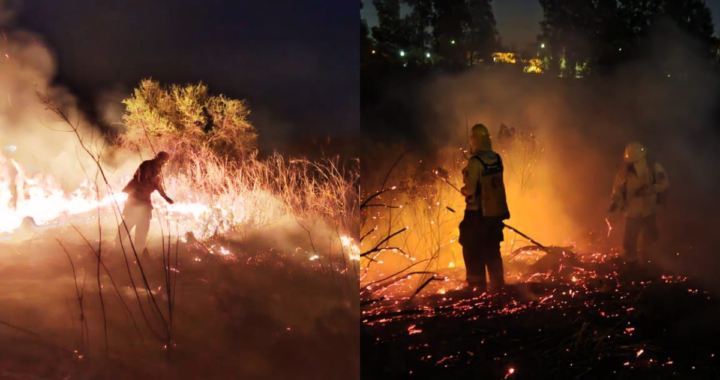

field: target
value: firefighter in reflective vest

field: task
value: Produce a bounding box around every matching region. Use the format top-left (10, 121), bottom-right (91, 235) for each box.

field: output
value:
top-left (608, 142), bottom-right (669, 265)
top-left (459, 124), bottom-right (511, 291)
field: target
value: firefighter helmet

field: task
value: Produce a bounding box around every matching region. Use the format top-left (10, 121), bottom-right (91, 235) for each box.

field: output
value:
top-left (624, 142), bottom-right (647, 163)
top-left (470, 124), bottom-right (492, 151)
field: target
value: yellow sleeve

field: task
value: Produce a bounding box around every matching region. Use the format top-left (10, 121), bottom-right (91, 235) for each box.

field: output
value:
top-left (611, 168), bottom-right (626, 206)
top-left (461, 158), bottom-right (482, 197)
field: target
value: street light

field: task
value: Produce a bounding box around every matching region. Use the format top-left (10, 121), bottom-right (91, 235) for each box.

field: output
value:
top-left (451, 40), bottom-right (456, 45)
top-left (425, 52), bottom-right (431, 58)
top-left (541, 43), bottom-right (545, 49)
top-left (400, 50), bottom-right (405, 57)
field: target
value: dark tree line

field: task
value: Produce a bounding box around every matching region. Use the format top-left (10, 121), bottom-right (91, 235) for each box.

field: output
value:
top-left (362, 0), bottom-right (499, 70)
top-left (539, 0), bottom-right (718, 77)
top-left (362, 0), bottom-right (719, 76)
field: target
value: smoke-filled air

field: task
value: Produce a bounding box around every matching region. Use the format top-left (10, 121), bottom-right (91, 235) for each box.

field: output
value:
top-left (0, 9), bottom-right (358, 380)
top-left (361, 1), bottom-right (720, 378)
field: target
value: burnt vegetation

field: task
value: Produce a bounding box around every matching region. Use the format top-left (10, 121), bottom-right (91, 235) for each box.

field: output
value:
top-left (361, 1), bottom-right (720, 379)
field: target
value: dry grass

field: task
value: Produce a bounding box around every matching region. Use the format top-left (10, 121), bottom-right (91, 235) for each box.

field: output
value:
top-left (0, 93), bottom-right (362, 379)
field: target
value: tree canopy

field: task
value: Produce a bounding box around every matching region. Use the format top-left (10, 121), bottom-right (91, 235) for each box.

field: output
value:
top-left (120, 79), bottom-right (258, 164)
top-left (538, 0), bottom-right (718, 77)
top-left (363, 0), bottom-right (718, 75)
top-left (368, 0), bottom-right (499, 69)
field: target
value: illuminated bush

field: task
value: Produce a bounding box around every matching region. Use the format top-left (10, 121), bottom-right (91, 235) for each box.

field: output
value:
top-left (119, 79), bottom-right (258, 165)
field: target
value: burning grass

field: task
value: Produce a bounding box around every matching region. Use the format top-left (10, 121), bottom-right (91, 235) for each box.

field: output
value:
top-left (360, 128), bottom-right (561, 297)
top-left (360, 134), bottom-right (719, 379)
top-left (0, 99), bottom-right (359, 379)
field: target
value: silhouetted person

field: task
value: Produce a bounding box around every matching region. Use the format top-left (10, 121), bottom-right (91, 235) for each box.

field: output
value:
top-left (609, 142), bottom-right (669, 265)
top-left (116, 151), bottom-right (174, 256)
top-left (459, 124), bottom-right (511, 292)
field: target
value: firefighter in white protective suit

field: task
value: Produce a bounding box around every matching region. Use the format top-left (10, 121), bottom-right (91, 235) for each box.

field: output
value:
top-left (608, 142), bottom-right (669, 265)
top-left (459, 124), bottom-right (511, 292)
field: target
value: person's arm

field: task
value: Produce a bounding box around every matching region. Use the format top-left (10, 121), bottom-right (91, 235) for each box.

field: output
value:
top-left (461, 158), bottom-right (481, 197)
top-left (653, 163), bottom-right (669, 193)
top-left (609, 168), bottom-right (626, 212)
top-left (149, 164), bottom-right (173, 204)
top-left (155, 174), bottom-right (174, 204)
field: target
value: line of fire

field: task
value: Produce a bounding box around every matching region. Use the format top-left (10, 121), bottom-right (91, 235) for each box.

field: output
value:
top-left (361, 1), bottom-right (720, 379)
top-left (0, 2), bottom-right (359, 379)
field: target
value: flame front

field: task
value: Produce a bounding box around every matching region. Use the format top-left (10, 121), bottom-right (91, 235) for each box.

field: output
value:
top-left (0, 154), bottom-right (128, 233)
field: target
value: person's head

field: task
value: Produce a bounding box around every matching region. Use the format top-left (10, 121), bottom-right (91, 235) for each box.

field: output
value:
top-left (469, 124), bottom-right (492, 152)
top-left (155, 151), bottom-right (171, 165)
top-left (623, 142), bottom-right (647, 164)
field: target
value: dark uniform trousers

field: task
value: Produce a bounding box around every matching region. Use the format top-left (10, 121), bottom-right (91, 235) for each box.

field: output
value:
top-left (623, 214), bottom-right (659, 262)
top-left (459, 210), bottom-right (505, 289)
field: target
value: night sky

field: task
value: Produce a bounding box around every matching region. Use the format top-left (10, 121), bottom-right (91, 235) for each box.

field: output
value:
top-left (361, 0), bottom-right (720, 48)
top-left (9, 0), bottom-right (358, 148)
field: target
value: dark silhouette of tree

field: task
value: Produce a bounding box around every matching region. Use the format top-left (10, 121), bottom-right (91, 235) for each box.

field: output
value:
top-left (367, 0), bottom-right (501, 70)
top-left (404, 0), bottom-right (435, 64)
top-left (465, 0), bottom-right (500, 64)
top-left (371, 0), bottom-right (410, 66)
top-left (432, 0), bottom-right (470, 68)
top-left (361, 2), bottom-right (376, 67)
top-left (538, 0), bottom-right (718, 77)
top-left (538, 0), bottom-right (621, 77)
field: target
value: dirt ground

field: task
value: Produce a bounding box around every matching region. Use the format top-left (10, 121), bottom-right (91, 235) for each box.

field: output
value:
top-left (0, 221), bottom-right (359, 380)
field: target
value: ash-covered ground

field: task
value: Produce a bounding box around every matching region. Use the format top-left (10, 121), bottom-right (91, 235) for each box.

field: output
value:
top-left (361, 245), bottom-right (720, 380)
top-left (0, 215), bottom-right (359, 380)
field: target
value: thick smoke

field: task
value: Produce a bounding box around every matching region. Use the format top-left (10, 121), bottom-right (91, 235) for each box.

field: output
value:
top-left (0, 27), bottom-right (108, 191)
top-left (95, 84), bottom-right (129, 133)
top-left (416, 20), bottom-right (720, 284)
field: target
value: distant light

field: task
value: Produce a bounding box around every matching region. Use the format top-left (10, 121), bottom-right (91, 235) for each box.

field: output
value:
top-left (425, 52), bottom-right (431, 58)
top-left (541, 43), bottom-right (545, 48)
top-left (667, 74), bottom-right (671, 78)
top-left (399, 50), bottom-right (405, 57)
top-left (371, 50), bottom-right (376, 54)
top-left (619, 47), bottom-right (622, 51)
top-left (451, 40), bottom-right (456, 45)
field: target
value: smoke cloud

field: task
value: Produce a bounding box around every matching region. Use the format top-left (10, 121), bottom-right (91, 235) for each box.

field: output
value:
top-left (407, 19), bottom-right (720, 286)
top-left (0, 26), bottom-right (110, 191)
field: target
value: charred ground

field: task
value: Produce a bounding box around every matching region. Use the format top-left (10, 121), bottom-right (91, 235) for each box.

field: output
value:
top-left (361, 11), bottom-right (720, 378)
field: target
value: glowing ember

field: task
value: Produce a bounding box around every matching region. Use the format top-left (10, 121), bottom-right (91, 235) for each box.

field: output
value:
top-left (0, 155), bottom-right (130, 233)
top-left (408, 324), bottom-right (422, 335)
top-left (504, 367), bottom-right (516, 379)
top-left (605, 217), bottom-right (612, 237)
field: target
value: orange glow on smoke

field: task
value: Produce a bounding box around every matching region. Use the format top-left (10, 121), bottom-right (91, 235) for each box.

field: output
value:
top-left (360, 129), bottom-right (592, 295)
